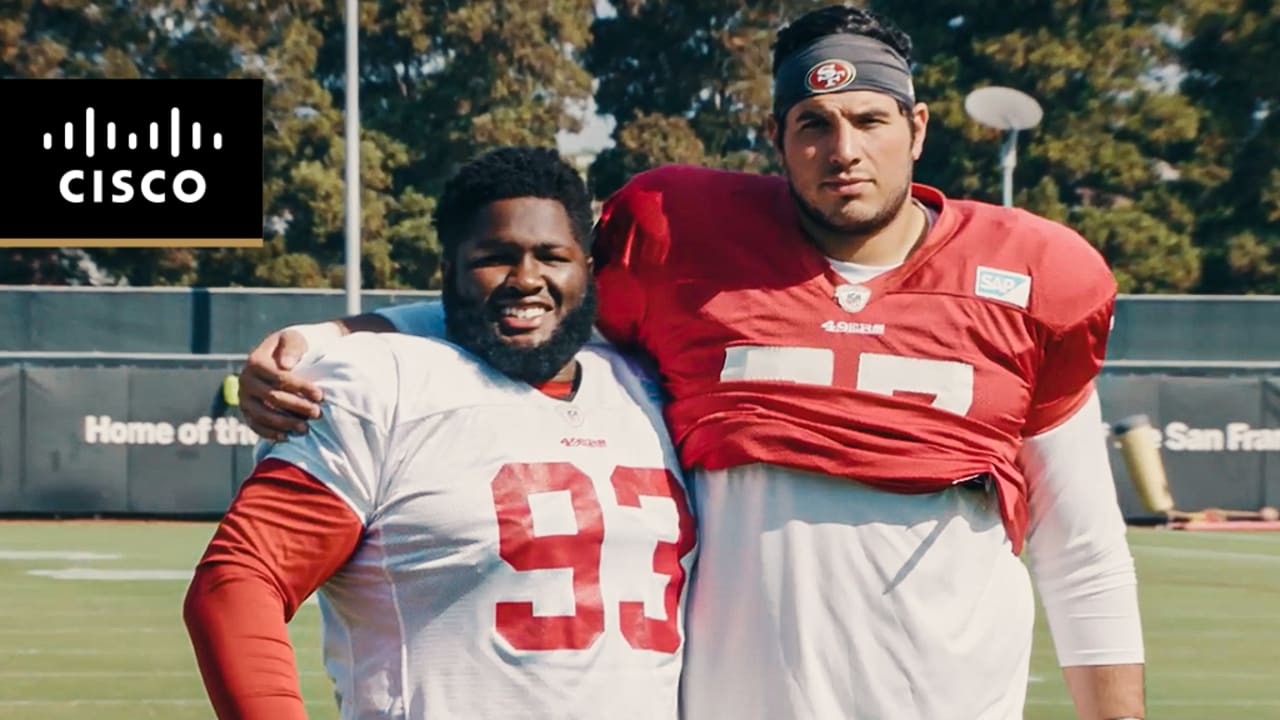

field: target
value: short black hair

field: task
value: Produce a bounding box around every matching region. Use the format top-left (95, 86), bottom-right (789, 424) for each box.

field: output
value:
top-left (432, 146), bottom-right (593, 262)
top-left (771, 5), bottom-right (913, 78)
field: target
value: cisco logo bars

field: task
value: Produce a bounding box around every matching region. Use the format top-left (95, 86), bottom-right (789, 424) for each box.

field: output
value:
top-left (53, 106), bottom-right (220, 205)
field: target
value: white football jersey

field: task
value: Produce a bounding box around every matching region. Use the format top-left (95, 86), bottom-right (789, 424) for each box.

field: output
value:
top-left (260, 333), bottom-right (696, 720)
top-left (682, 464), bottom-right (1034, 720)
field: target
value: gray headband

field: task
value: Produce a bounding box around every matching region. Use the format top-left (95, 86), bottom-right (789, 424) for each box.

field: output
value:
top-left (772, 34), bottom-right (915, 120)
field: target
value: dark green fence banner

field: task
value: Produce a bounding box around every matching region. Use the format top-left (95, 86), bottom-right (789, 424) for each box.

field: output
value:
top-left (1, 361), bottom-right (1278, 519)
top-left (123, 367), bottom-right (242, 514)
top-left (0, 367), bottom-right (21, 511)
top-left (1265, 379), bottom-right (1280, 512)
top-left (1100, 375), bottom-right (1280, 518)
top-left (0, 287), bottom-right (438, 355)
top-left (5, 288), bottom-right (1280, 362)
top-left (4, 362), bottom-right (249, 515)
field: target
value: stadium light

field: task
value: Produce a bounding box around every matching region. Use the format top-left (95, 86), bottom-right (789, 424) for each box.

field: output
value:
top-left (344, 0), bottom-right (361, 315)
top-left (963, 86), bottom-right (1043, 208)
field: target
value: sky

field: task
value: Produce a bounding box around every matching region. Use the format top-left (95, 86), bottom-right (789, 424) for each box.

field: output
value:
top-left (555, 0), bottom-right (619, 157)
top-left (556, 97), bottom-right (617, 157)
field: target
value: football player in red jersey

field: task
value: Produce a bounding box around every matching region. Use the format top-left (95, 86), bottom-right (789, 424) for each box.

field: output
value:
top-left (237, 7), bottom-right (1144, 720)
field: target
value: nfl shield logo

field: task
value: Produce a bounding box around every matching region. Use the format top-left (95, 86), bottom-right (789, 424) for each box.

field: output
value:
top-left (834, 284), bottom-right (871, 313)
top-left (561, 406), bottom-right (585, 427)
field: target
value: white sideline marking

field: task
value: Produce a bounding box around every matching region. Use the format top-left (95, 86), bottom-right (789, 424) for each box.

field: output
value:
top-left (23, 568), bottom-right (326, 606)
top-left (1158, 612), bottom-right (1278, 621)
top-left (26, 568), bottom-right (191, 581)
top-left (2, 648), bottom-right (104, 656)
top-left (0, 699), bottom-right (337, 707)
top-left (1028, 699), bottom-right (1280, 708)
top-left (1146, 628), bottom-right (1280, 638)
top-left (1130, 546), bottom-right (1280, 564)
top-left (0, 551), bottom-right (121, 561)
top-left (0, 670), bottom-right (328, 678)
top-left (1138, 530), bottom-right (1280, 542)
top-left (0, 700), bottom-right (207, 706)
top-left (0, 627), bottom-right (171, 635)
top-left (0, 623), bottom-right (322, 636)
top-left (1029, 669), bottom-right (1277, 680)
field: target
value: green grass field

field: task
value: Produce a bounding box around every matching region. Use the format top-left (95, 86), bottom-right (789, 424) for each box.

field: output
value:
top-left (1, 521), bottom-right (1276, 719)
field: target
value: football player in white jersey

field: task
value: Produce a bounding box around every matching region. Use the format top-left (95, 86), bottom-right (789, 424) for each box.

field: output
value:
top-left (184, 147), bottom-right (696, 720)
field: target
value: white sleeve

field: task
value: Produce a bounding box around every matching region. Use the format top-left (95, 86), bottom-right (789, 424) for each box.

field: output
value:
top-left (1021, 389), bottom-right (1145, 667)
top-left (374, 301), bottom-right (445, 338)
top-left (255, 336), bottom-right (398, 524)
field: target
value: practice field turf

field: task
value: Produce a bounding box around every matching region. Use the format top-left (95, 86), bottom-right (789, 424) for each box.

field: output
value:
top-left (0, 522), bottom-right (1276, 719)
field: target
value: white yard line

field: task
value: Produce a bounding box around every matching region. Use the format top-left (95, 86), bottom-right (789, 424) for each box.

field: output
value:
top-left (1132, 532), bottom-right (1280, 545)
top-left (1028, 698), bottom-right (1280, 707)
top-left (0, 551), bottom-right (122, 561)
top-left (1130, 545), bottom-right (1280, 563)
top-left (25, 568), bottom-right (192, 581)
top-left (0, 627), bottom-right (174, 635)
top-left (0, 699), bottom-right (337, 707)
top-left (0, 670), bottom-right (328, 678)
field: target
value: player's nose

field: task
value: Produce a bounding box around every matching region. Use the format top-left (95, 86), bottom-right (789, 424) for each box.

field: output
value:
top-left (828, 119), bottom-right (863, 166)
top-left (505, 254), bottom-right (546, 292)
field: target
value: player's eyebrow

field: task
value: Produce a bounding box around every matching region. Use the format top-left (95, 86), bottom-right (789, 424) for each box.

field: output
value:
top-left (854, 107), bottom-right (895, 119)
top-left (470, 236), bottom-right (574, 252)
top-left (794, 109), bottom-right (831, 124)
top-left (834, 105), bottom-right (896, 124)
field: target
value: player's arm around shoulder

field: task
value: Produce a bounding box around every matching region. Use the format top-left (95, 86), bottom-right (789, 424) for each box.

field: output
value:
top-left (259, 332), bottom-right (406, 518)
top-left (237, 300), bottom-right (441, 441)
top-left (595, 165), bottom-right (723, 350)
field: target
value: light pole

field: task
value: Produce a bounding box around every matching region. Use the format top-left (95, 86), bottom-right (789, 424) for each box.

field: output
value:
top-left (963, 86), bottom-right (1043, 208)
top-left (343, 0), bottom-right (361, 315)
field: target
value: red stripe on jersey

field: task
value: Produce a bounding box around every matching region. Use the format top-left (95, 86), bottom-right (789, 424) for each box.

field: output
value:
top-left (536, 379), bottom-right (576, 399)
top-left (184, 458), bottom-right (363, 720)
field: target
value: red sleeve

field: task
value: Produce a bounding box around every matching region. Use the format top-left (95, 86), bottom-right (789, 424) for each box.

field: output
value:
top-left (1023, 295), bottom-right (1114, 436)
top-left (592, 184), bottom-right (653, 350)
top-left (184, 458), bottom-right (364, 720)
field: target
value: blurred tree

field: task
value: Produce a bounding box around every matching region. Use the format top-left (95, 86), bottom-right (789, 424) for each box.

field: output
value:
top-left (587, 0), bottom-right (1211, 292)
top-left (893, 0), bottom-right (1208, 293)
top-left (10, 1), bottom-right (1276, 293)
top-left (589, 112), bottom-right (708, 198)
top-left (1, 0), bottom-right (595, 289)
top-left (586, 0), bottom-right (829, 186)
top-left (1179, 0), bottom-right (1280, 293)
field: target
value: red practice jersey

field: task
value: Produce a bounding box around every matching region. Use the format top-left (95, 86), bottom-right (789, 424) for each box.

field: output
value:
top-left (593, 165), bottom-right (1115, 552)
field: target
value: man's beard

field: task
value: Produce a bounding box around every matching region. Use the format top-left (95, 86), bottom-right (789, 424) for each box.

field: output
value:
top-left (789, 173), bottom-right (912, 239)
top-left (442, 277), bottom-right (599, 386)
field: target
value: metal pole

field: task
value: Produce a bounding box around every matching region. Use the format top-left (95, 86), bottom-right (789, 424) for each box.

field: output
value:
top-left (1000, 129), bottom-right (1019, 208)
top-left (343, 0), bottom-right (361, 315)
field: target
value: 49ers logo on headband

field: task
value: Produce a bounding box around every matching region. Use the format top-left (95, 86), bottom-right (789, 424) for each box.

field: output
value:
top-left (805, 59), bottom-right (857, 92)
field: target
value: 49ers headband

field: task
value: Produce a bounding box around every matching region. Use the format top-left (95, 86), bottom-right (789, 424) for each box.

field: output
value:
top-left (772, 34), bottom-right (915, 120)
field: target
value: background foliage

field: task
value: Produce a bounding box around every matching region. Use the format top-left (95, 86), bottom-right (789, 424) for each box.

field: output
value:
top-left (2, 0), bottom-right (1274, 292)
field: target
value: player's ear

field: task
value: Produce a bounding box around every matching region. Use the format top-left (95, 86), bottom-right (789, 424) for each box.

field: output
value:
top-left (766, 113), bottom-right (782, 155)
top-left (910, 102), bottom-right (929, 160)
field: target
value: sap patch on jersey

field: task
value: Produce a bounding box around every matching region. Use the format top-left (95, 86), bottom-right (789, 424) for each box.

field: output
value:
top-left (974, 266), bottom-right (1032, 308)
